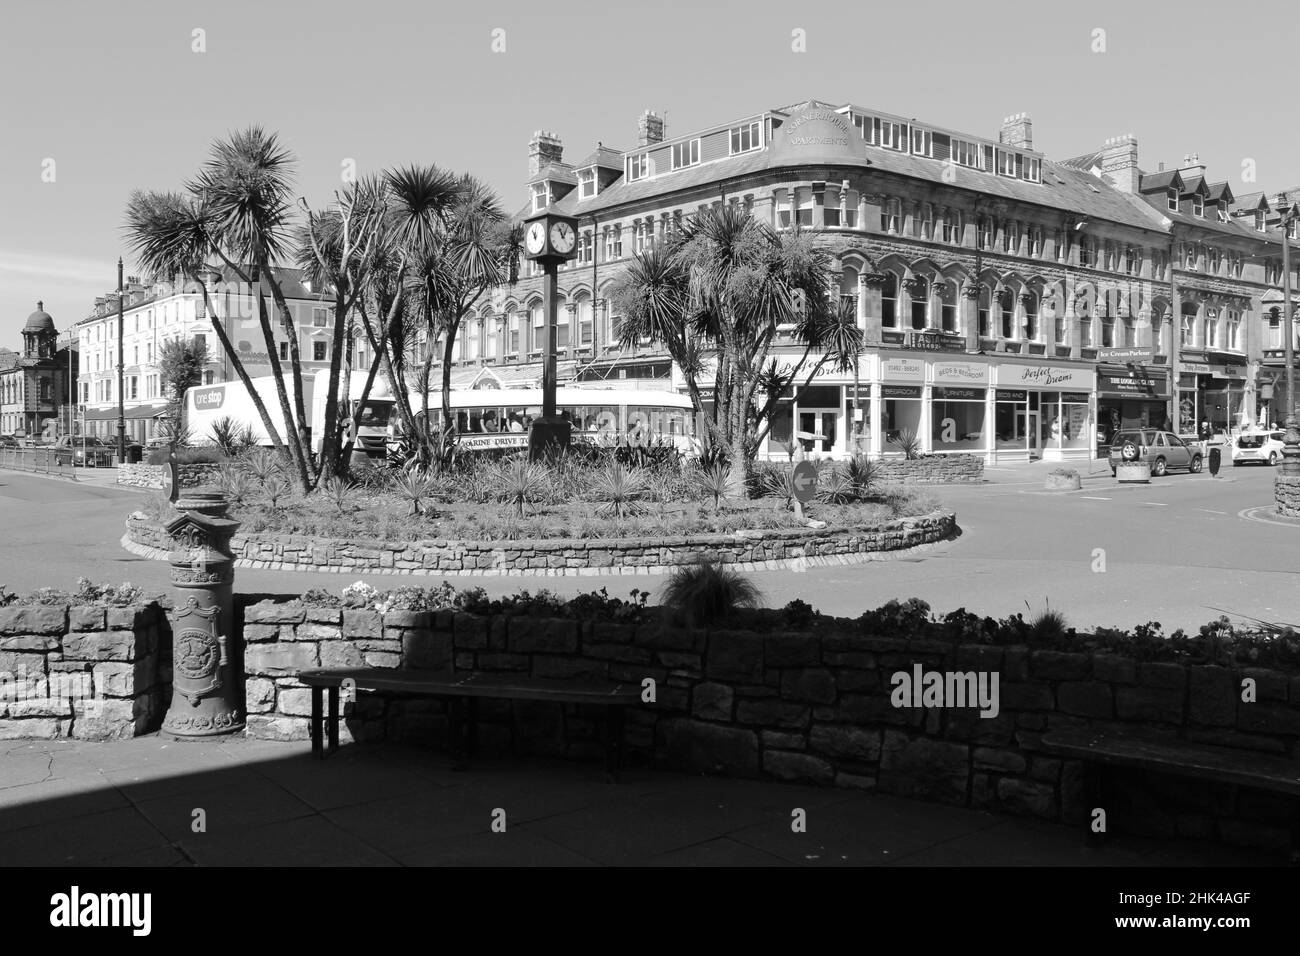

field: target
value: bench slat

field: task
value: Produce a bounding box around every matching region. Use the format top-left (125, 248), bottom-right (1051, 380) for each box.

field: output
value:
top-left (298, 667), bottom-right (640, 705)
top-left (1041, 730), bottom-right (1300, 796)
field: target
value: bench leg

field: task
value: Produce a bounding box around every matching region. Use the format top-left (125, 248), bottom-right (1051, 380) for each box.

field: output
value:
top-left (310, 686), bottom-right (324, 759)
top-left (604, 707), bottom-right (625, 783)
top-left (328, 687), bottom-right (340, 755)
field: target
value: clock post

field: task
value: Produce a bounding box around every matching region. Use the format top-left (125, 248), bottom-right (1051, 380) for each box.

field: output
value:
top-left (522, 210), bottom-right (579, 460)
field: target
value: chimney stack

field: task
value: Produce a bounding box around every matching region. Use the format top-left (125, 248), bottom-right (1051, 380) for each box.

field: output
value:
top-left (528, 130), bottom-right (564, 176)
top-left (637, 110), bottom-right (665, 147)
top-left (998, 112), bottom-right (1033, 150)
top-left (1099, 134), bottom-right (1140, 194)
top-left (1178, 152), bottom-right (1207, 179)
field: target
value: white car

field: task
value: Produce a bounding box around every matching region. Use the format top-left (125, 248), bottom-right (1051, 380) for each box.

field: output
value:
top-left (1231, 430), bottom-right (1286, 466)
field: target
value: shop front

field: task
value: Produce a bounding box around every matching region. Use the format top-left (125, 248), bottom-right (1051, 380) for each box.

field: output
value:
top-left (1096, 363), bottom-right (1170, 454)
top-left (991, 361), bottom-right (1096, 461)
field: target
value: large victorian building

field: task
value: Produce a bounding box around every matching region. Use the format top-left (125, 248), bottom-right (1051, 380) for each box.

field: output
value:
top-left (74, 267), bottom-right (357, 442)
top-left (0, 303), bottom-right (78, 439)
top-left (445, 98), bottom-right (1299, 461)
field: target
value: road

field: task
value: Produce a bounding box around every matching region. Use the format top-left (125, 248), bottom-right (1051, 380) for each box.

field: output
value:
top-left (0, 461), bottom-right (1296, 634)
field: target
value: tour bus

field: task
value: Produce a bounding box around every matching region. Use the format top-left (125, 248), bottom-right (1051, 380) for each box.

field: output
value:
top-left (406, 385), bottom-right (700, 456)
top-left (185, 369), bottom-right (396, 459)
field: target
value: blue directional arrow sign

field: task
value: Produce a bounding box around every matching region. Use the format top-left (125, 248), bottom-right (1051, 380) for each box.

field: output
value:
top-left (792, 461), bottom-right (818, 504)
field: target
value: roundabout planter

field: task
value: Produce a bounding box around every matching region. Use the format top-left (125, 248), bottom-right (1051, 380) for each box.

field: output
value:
top-left (1116, 461), bottom-right (1151, 484)
top-left (1044, 470), bottom-right (1082, 492)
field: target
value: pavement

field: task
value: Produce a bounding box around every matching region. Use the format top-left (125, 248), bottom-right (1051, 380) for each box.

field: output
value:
top-left (0, 458), bottom-right (1295, 633)
top-left (0, 735), bottom-right (1278, 867)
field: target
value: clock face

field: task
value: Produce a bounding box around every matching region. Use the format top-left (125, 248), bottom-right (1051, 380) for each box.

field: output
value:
top-left (550, 221), bottom-right (576, 255)
top-left (525, 222), bottom-right (546, 255)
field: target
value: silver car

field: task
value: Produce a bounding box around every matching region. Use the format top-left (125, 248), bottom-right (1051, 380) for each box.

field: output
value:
top-left (1108, 429), bottom-right (1203, 477)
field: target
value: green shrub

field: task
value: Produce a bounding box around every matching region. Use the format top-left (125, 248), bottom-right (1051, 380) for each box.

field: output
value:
top-left (888, 428), bottom-right (922, 460)
top-left (660, 560), bottom-right (761, 628)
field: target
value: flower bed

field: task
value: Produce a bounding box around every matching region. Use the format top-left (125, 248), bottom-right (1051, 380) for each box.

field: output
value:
top-left (125, 509), bottom-right (958, 575)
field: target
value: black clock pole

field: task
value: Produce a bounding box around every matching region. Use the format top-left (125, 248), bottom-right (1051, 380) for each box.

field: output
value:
top-left (542, 261), bottom-right (558, 419)
top-left (527, 253), bottom-right (571, 461)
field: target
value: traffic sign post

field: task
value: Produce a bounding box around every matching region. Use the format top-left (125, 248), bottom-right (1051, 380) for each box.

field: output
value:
top-left (792, 461), bottom-right (817, 519)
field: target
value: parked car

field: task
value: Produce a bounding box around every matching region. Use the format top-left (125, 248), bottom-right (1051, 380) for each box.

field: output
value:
top-left (0, 435), bottom-right (18, 448)
top-left (1231, 429), bottom-right (1286, 466)
top-left (1108, 429), bottom-right (1203, 476)
top-left (51, 436), bottom-right (114, 467)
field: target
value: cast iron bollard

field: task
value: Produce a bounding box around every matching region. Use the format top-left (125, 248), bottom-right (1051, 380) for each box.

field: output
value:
top-left (161, 490), bottom-right (245, 738)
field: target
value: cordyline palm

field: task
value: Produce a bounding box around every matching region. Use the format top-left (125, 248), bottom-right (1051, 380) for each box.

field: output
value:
top-left (405, 175), bottom-right (514, 452)
top-left (295, 175), bottom-right (387, 483)
top-left (190, 127), bottom-right (312, 490)
top-left (612, 205), bottom-right (846, 493)
top-left (122, 188), bottom-right (291, 464)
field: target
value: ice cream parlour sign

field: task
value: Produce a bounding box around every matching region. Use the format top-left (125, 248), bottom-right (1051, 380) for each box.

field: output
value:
top-left (999, 364), bottom-right (1092, 390)
top-left (931, 361), bottom-right (989, 385)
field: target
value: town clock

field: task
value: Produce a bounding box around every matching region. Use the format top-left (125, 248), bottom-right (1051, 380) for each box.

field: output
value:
top-left (523, 211), bottom-right (580, 262)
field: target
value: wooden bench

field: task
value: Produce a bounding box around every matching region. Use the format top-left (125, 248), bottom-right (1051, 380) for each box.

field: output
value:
top-left (1042, 729), bottom-right (1300, 860)
top-left (298, 668), bottom-right (641, 778)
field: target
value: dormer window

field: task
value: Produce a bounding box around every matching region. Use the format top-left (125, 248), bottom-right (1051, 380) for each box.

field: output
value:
top-left (910, 127), bottom-right (932, 157)
top-left (1192, 194), bottom-right (1204, 218)
top-left (530, 183), bottom-right (548, 212)
top-left (577, 169), bottom-right (596, 200)
top-left (1167, 187), bottom-right (1179, 211)
top-left (1255, 209), bottom-right (1266, 232)
top-left (730, 122), bottom-right (761, 154)
top-left (670, 139), bottom-right (699, 171)
top-left (627, 154), bottom-right (649, 182)
top-left (1218, 200), bottom-right (1229, 223)
top-left (996, 150), bottom-right (1017, 178)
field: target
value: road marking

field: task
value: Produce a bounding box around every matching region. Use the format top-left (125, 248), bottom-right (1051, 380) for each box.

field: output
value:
top-left (1139, 502), bottom-right (1168, 506)
top-left (1198, 509), bottom-right (1228, 515)
top-left (1080, 496), bottom-right (1111, 501)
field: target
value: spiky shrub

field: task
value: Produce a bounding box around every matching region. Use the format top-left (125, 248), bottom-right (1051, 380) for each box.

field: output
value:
top-left (209, 416), bottom-right (259, 456)
top-left (660, 560), bottom-right (762, 629)
top-left (322, 475), bottom-right (355, 515)
top-left (760, 466), bottom-right (799, 511)
top-left (261, 473), bottom-right (291, 508)
top-left (889, 428), bottom-right (922, 460)
top-left (595, 463), bottom-right (646, 519)
top-left (392, 469), bottom-right (434, 516)
top-left (242, 447), bottom-right (284, 484)
top-left (497, 456), bottom-right (547, 518)
top-left (845, 453), bottom-right (878, 499)
top-left (1027, 601), bottom-right (1069, 642)
top-left (818, 471), bottom-right (856, 505)
top-left (217, 465), bottom-right (251, 505)
top-left (694, 462), bottom-right (735, 512)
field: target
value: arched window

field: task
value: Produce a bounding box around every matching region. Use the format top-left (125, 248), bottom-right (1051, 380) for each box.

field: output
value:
top-left (880, 273), bottom-right (899, 328)
top-left (998, 289), bottom-right (1015, 339)
top-left (573, 293), bottom-right (594, 348)
top-left (978, 288), bottom-right (991, 338)
top-left (1206, 309), bottom-right (1220, 350)
top-left (1022, 293), bottom-right (1039, 342)
top-left (839, 267), bottom-right (860, 320)
top-left (529, 301), bottom-right (545, 354)
top-left (909, 277), bottom-right (929, 330)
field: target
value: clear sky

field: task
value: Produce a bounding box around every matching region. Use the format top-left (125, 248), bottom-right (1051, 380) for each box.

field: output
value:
top-left (1, 0), bottom-right (1296, 344)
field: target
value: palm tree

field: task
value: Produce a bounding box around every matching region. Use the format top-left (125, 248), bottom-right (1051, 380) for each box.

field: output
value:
top-left (123, 189), bottom-right (291, 464)
top-left (610, 206), bottom-right (852, 491)
top-left (190, 127), bottom-right (313, 489)
top-left (405, 175), bottom-right (518, 451)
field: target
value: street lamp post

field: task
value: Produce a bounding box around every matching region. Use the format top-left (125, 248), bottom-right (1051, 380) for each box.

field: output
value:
top-left (1277, 193), bottom-right (1299, 476)
top-left (116, 257), bottom-right (126, 462)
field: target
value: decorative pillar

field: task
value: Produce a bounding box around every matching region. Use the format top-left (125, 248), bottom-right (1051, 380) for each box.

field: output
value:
top-left (856, 191), bottom-right (869, 233)
top-left (861, 273), bottom-right (886, 347)
top-left (1068, 295), bottom-right (1083, 360)
top-left (961, 282), bottom-right (981, 351)
top-left (869, 381), bottom-right (883, 458)
top-left (162, 491), bottom-right (243, 738)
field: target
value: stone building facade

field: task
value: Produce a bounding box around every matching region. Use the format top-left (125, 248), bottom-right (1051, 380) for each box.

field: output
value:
top-left (0, 302), bottom-right (77, 439)
top-left (437, 98), bottom-right (1299, 461)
